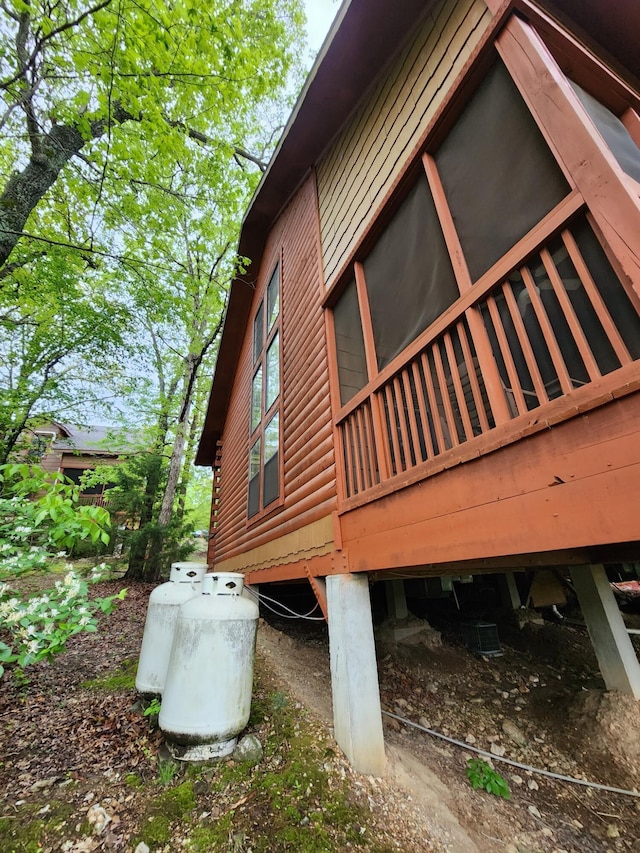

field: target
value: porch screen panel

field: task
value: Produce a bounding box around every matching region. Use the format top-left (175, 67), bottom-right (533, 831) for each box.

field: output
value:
top-left (333, 278), bottom-right (368, 404)
top-left (435, 60), bottom-right (570, 283)
top-left (570, 82), bottom-right (640, 184)
top-left (363, 175), bottom-right (459, 371)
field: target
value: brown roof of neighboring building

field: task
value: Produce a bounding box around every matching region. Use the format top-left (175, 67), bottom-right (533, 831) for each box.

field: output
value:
top-left (195, 0), bottom-right (640, 465)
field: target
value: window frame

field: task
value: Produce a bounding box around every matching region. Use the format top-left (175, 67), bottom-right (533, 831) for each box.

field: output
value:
top-left (247, 258), bottom-right (283, 521)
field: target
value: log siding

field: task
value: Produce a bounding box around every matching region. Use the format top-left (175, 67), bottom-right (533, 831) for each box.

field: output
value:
top-left (212, 175), bottom-right (337, 567)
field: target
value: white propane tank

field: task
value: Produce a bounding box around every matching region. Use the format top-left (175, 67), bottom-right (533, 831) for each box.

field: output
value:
top-left (159, 572), bottom-right (259, 760)
top-left (135, 562), bottom-right (207, 696)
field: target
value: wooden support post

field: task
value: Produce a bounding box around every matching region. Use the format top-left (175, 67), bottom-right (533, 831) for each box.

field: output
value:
top-left (385, 579), bottom-right (408, 620)
top-left (327, 574), bottom-right (386, 775)
top-left (500, 572), bottom-right (522, 610)
top-left (570, 565), bottom-right (640, 699)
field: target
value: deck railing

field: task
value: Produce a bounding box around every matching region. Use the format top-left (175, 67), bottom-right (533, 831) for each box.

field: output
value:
top-left (337, 212), bottom-right (640, 501)
top-left (77, 493), bottom-right (110, 507)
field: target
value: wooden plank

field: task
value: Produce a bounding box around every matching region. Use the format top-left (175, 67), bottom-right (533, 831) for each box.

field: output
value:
top-left (540, 246), bottom-right (601, 381)
top-left (521, 264), bottom-right (574, 394)
top-left (420, 350), bottom-right (448, 454)
top-left (383, 382), bottom-right (403, 474)
top-left (444, 329), bottom-right (474, 440)
top-left (402, 366), bottom-right (424, 464)
top-left (501, 281), bottom-right (548, 404)
top-left (432, 339), bottom-right (459, 448)
top-left (411, 358), bottom-right (436, 458)
top-left (485, 294), bottom-right (528, 415)
top-left (457, 320), bottom-right (490, 432)
top-left (561, 228), bottom-right (632, 366)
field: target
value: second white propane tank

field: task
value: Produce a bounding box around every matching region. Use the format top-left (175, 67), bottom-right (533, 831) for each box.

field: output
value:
top-left (159, 572), bottom-right (259, 759)
top-left (135, 561), bottom-right (207, 696)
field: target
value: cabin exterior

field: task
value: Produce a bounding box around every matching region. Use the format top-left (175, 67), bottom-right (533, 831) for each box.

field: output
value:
top-left (196, 0), bottom-right (640, 772)
top-left (31, 423), bottom-right (130, 506)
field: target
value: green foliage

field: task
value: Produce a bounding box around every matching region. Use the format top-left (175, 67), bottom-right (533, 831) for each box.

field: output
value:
top-left (465, 757), bottom-right (511, 799)
top-left (157, 759), bottom-right (180, 787)
top-left (0, 463), bottom-right (124, 678)
top-left (143, 697), bottom-right (162, 718)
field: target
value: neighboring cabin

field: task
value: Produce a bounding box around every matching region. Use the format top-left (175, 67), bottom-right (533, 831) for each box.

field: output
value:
top-left (196, 0), bottom-right (640, 772)
top-left (31, 423), bottom-right (130, 505)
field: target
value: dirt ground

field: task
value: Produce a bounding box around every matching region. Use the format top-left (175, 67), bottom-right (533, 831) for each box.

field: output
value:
top-left (1, 576), bottom-right (640, 852)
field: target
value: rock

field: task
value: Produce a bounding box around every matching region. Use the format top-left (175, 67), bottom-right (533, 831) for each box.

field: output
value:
top-left (30, 776), bottom-right (60, 791)
top-left (464, 733), bottom-right (476, 744)
top-left (606, 825), bottom-right (620, 838)
top-left (511, 775), bottom-right (524, 785)
top-left (490, 743), bottom-right (506, 757)
top-left (86, 803), bottom-right (111, 834)
top-left (528, 805), bottom-right (542, 819)
top-left (502, 719), bottom-right (528, 747)
top-left (134, 844), bottom-right (150, 853)
top-left (232, 734), bottom-right (263, 765)
top-left (527, 779), bottom-right (539, 791)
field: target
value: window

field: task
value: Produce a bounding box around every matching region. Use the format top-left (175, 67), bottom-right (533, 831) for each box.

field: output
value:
top-left (248, 263), bottom-right (281, 518)
top-left (435, 60), bottom-right (570, 283)
top-left (363, 174), bottom-right (460, 370)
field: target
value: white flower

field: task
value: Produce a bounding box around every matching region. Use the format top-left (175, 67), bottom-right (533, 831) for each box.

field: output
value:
top-left (26, 640), bottom-right (40, 655)
top-left (78, 615), bottom-right (91, 627)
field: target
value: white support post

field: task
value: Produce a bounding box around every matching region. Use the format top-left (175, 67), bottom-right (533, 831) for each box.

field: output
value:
top-left (500, 572), bottom-right (522, 610)
top-left (385, 579), bottom-right (408, 620)
top-left (570, 565), bottom-right (640, 699)
top-left (326, 574), bottom-right (386, 775)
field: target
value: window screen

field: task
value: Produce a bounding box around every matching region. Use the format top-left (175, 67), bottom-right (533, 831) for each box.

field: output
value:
top-left (435, 60), bottom-right (570, 283)
top-left (570, 82), bottom-right (640, 184)
top-left (333, 278), bottom-right (368, 405)
top-left (363, 175), bottom-right (460, 370)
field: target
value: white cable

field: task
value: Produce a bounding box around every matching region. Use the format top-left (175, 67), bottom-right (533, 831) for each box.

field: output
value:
top-left (383, 710), bottom-right (640, 798)
top-left (245, 586), bottom-right (326, 621)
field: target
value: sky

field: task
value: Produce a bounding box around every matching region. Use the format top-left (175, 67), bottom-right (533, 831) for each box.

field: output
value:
top-left (304, 0), bottom-right (341, 54)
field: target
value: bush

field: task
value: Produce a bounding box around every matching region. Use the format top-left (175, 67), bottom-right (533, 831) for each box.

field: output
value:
top-left (0, 463), bottom-right (125, 677)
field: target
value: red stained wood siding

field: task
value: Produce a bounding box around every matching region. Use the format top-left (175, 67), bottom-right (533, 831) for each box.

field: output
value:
top-left (212, 176), bottom-right (337, 565)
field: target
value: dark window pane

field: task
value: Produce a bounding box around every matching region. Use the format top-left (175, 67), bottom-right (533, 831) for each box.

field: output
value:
top-left (248, 439), bottom-right (261, 517)
top-left (263, 452), bottom-right (279, 507)
top-left (248, 474), bottom-right (260, 517)
top-left (333, 278), bottom-right (368, 404)
top-left (570, 82), bottom-right (640, 184)
top-left (435, 60), bottom-right (570, 282)
top-left (363, 175), bottom-right (460, 370)
top-left (253, 301), bottom-right (264, 363)
top-left (267, 265), bottom-right (280, 331)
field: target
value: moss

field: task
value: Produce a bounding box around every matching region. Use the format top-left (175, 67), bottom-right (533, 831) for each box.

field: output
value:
top-left (0, 801), bottom-right (76, 853)
top-left (133, 780), bottom-right (197, 848)
top-left (125, 773), bottom-right (143, 788)
top-left (80, 658), bottom-right (137, 691)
